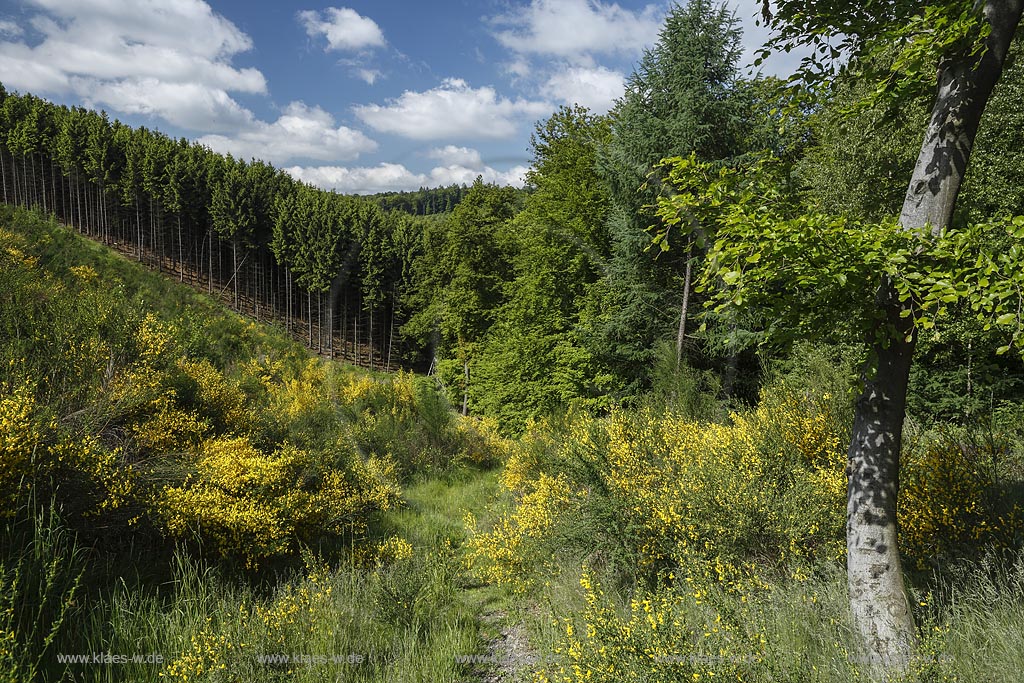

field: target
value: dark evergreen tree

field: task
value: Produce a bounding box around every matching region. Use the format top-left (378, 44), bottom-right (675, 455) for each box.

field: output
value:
top-left (592, 0), bottom-right (753, 395)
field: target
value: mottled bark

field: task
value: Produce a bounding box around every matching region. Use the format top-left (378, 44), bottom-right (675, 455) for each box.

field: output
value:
top-left (848, 0), bottom-right (1024, 675)
top-left (847, 296), bottom-right (916, 672)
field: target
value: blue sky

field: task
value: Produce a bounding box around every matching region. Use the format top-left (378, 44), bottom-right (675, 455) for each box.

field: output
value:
top-left (0, 0), bottom-right (803, 194)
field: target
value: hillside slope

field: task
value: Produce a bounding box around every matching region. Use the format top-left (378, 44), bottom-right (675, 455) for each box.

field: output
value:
top-left (0, 204), bottom-right (509, 682)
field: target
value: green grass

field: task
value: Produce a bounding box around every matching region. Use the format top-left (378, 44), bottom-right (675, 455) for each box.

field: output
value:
top-left (0, 203), bottom-right (310, 374)
top-left (510, 552), bottom-right (1024, 682)
top-left (4, 468), bottom-right (506, 683)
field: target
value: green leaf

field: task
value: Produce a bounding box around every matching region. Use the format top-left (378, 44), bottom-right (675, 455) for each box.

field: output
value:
top-left (996, 313), bottom-right (1017, 326)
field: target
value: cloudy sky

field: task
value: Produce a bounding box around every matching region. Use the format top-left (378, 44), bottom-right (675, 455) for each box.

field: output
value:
top-left (0, 0), bottom-right (802, 194)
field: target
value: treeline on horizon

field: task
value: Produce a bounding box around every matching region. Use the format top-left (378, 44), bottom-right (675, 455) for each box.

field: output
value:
top-left (2, 0), bottom-right (1024, 430)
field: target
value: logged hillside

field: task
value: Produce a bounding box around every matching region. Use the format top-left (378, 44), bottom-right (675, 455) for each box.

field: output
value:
top-left (0, 205), bottom-right (515, 682)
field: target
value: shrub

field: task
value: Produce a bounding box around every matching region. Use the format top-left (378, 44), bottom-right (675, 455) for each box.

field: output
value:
top-left (900, 431), bottom-right (1022, 567)
top-left (470, 350), bottom-right (1023, 595)
top-left (157, 436), bottom-right (401, 564)
top-left (469, 386), bottom-right (851, 590)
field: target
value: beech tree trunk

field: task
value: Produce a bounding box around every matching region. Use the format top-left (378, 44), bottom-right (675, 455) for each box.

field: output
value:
top-left (847, 1), bottom-right (1023, 675)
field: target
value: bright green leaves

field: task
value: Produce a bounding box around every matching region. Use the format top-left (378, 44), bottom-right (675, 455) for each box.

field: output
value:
top-left (891, 219), bottom-right (1024, 352)
top-left (760, 1), bottom-right (992, 101)
top-left (1012, 215), bottom-right (1024, 239)
top-left (721, 270), bottom-right (741, 285)
top-left (653, 153), bottom-right (1024, 353)
top-left (866, 3), bottom-right (991, 112)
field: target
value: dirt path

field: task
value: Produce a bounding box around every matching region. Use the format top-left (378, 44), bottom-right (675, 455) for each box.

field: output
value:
top-left (477, 610), bottom-right (539, 683)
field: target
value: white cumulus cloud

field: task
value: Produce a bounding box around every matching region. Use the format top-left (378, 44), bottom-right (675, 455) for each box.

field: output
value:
top-left (287, 162), bottom-right (528, 195)
top-left (83, 78), bottom-right (254, 132)
top-left (0, 0), bottom-right (266, 132)
top-left (354, 68), bottom-right (382, 85)
top-left (354, 78), bottom-right (551, 140)
top-left (427, 145), bottom-right (484, 169)
top-left (492, 0), bottom-right (661, 61)
top-left (0, 20), bottom-right (23, 37)
top-left (541, 65), bottom-right (624, 114)
top-left (299, 7), bottom-right (385, 51)
top-left (198, 102), bottom-right (377, 165)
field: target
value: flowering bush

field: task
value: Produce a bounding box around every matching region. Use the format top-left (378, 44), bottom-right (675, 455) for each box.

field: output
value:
top-left (470, 370), bottom-right (1023, 594)
top-left (900, 435), bottom-right (1021, 567)
top-left (335, 370), bottom-right (508, 475)
top-left (157, 436), bottom-right (400, 564)
top-left (0, 382), bottom-right (45, 514)
top-left (469, 385), bottom-right (850, 591)
top-left (465, 471), bottom-right (574, 588)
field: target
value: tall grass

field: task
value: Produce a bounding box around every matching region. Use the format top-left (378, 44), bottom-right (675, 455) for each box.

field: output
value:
top-left (66, 474), bottom-right (504, 683)
top-left (519, 550), bottom-right (1024, 683)
top-left (70, 549), bottom-right (477, 683)
top-left (0, 501), bottom-right (83, 683)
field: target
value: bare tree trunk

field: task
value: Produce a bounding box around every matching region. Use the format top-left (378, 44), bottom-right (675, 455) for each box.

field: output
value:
top-left (31, 155), bottom-right (40, 211)
top-left (208, 230), bottom-right (213, 294)
top-left (1, 149), bottom-right (7, 205)
top-left (675, 238), bottom-right (693, 368)
top-left (286, 267), bottom-right (292, 332)
top-left (386, 290), bottom-right (395, 373)
top-left (76, 173), bottom-right (83, 231)
top-left (255, 255), bottom-right (261, 322)
top-left (847, 1), bottom-right (1023, 675)
top-left (462, 358), bottom-right (470, 416)
top-left (232, 241), bottom-right (239, 310)
top-left (178, 216), bottom-right (184, 282)
top-left (49, 156), bottom-right (56, 215)
top-left (847, 298), bottom-right (916, 673)
top-left (136, 195), bottom-right (142, 262)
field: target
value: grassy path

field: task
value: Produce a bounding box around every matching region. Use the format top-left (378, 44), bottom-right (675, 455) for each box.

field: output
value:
top-left (379, 470), bottom-right (535, 682)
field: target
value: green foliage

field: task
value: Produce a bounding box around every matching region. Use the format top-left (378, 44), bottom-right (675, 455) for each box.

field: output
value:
top-left (69, 531), bottom-right (482, 682)
top-left (211, 157), bottom-right (256, 246)
top-left (759, 1), bottom-right (992, 100)
top-left (590, 0), bottom-right (770, 394)
top-left (797, 52), bottom-right (928, 222)
top-left (958, 35), bottom-right (1024, 223)
top-left (472, 106), bottom-right (616, 429)
top-left (645, 340), bottom-right (725, 422)
top-left (402, 179), bottom-right (521, 410)
top-left (529, 551), bottom-right (1024, 682)
top-left (653, 154), bottom-right (1024, 356)
top-left (0, 207), bottom-right (505, 568)
top-left (371, 546), bottom-right (459, 637)
top-left (368, 183), bottom-right (473, 216)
